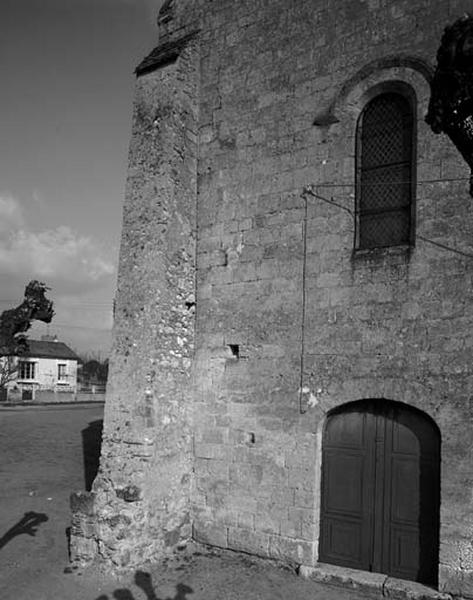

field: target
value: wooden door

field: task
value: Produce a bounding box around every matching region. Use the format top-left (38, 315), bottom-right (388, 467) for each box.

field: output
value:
top-left (319, 400), bottom-right (440, 585)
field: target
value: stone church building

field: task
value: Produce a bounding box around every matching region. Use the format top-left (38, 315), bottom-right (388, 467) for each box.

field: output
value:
top-left (71, 1), bottom-right (473, 596)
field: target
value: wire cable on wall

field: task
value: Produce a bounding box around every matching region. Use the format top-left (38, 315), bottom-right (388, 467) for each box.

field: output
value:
top-left (298, 188), bottom-right (309, 415)
top-left (298, 180), bottom-right (473, 415)
top-left (302, 185), bottom-right (473, 261)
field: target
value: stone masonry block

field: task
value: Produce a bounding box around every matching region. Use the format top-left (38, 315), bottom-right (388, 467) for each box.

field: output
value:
top-left (193, 520), bottom-right (228, 549)
top-left (69, 534), bottom-right (98, 565)
top-left (237, 511), bottom-right (255, 530)
top-left (268, 535), bottom-right (315, 566)
top-left (288, 468), bottom-right (316, 491)
top-left (194, 457), bottom-right (229, 479)
top-left (255, 502), bottom-right (286, 535)
top-left (229, 463), bottom-right (263, 489)
top-left (227, 526), bottom-right (270, 557)
top-left (384, 577), bottom-right (452, 600)
top-left (70, 491), bottom-right (96, 516)
top-left (280, 516), bottom-right (301, 539)
top-left (288, 507), bottom-right (315, 529)
top-left (294, 488), bottom-right (316, 509)
top-left (224, 494), bottom-right (258, 513)
top-left (256, 485), bottom-right (295, 506)
top-left (194, 442), bottom-right (232, 461)
top-left (198, 427), bottom-right (228, 444)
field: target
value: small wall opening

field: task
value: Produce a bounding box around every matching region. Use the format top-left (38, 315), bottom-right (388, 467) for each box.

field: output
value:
top-left (228, 344), bottom-right (240, 359)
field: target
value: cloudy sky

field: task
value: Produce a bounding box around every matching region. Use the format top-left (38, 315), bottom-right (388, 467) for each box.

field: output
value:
top-left (0, 0), bottom-right (162, 355)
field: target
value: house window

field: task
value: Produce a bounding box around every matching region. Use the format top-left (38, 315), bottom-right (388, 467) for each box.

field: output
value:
top-left (19, 361), bottom-right (36, 380)
top-left (355, 90), bottom-right (415, 250)
top-left (58, 363), bottom-right (67, 381)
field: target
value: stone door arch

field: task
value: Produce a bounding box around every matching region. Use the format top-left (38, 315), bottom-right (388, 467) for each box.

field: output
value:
top-left (319, 399), bottom-right (440, 585)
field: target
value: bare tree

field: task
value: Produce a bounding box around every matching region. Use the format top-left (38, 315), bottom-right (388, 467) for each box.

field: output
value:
top-left (0, 356), bottom-right (18, 398)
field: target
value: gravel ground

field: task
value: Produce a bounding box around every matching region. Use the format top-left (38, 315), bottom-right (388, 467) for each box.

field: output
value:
top-left (0, 403), bottom-right (369, 600)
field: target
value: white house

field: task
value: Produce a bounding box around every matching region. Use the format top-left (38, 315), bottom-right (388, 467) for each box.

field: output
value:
top-left (1, 335), bottom-right (80, 401)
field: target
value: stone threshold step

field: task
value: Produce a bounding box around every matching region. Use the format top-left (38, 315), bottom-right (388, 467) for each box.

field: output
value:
top-left (299, 562), bottom-right (452, 600)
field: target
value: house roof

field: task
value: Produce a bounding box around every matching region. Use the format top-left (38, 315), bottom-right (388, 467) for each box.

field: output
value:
top-left (18, 339), bottom-right (80, 361)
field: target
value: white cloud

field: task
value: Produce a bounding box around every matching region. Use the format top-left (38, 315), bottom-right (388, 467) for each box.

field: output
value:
top-left (31, 189), bottom-right (47, 210)
top-left (0, 194), bottom-right (115, 291)
top-left (0, 193), bottom-right (118, 354)
top-left (0, 194), bottom-right (25, 233)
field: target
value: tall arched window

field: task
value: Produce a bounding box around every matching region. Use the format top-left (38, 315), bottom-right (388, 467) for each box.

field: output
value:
top-left (355, 90), bottom-right (416, 250)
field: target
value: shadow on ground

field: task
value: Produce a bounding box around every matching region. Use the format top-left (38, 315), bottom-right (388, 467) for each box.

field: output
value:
top-left (0, 511), bottom-right (49, 550)
top-left (82, 419), bottom-right (103, 491)
top-left (95, 570), bottom-right (193, 600)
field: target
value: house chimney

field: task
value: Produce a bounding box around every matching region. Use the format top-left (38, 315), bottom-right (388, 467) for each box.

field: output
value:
top-left (41, 334), bottom-right (59, 342)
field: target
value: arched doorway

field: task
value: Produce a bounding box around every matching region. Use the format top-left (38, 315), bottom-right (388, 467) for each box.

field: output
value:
top-left (319, 399), bottom-right (440, 586)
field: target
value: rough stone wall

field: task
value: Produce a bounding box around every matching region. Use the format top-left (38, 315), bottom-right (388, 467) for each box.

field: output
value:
top-left (190, 0), bottom-right (473, 596)
top-left (70, 33), bottom-right (200, 568)
top-left (72, 0), bottom-right (473, 596)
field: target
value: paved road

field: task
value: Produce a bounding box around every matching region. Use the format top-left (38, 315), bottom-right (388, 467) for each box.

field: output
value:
top-left (0, 403), bottom-right (105, 599)
top-left (0, 403), bottom-right (374, 600)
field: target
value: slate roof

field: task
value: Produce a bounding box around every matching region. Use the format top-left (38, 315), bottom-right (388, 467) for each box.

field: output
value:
top-left (19, 339), bottom-right (80, 361)
top-left (135, 31), bottom-right (198, 76)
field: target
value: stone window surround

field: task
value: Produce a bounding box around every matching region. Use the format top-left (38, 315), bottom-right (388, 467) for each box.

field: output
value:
top-left (354, 86), bottom-right (417, 251)
top-left (314, 59), bottom-right (432, 261)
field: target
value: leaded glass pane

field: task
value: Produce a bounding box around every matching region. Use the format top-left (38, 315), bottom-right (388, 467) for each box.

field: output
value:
top-left (357, 92), bottom-right (414, 249)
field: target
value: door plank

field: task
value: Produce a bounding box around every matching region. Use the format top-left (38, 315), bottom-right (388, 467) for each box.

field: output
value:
top-left (320, 408), bottom-right (376, 570)
top-left (381, 406), bottom-right (440, 585)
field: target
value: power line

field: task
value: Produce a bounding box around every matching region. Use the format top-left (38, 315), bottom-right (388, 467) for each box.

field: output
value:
top-left (43, 323), bottom-right (112, 331)
top-left (56, 306), bottom-right (113, 311)
top-left (0, 301), bottom-right (113, 310)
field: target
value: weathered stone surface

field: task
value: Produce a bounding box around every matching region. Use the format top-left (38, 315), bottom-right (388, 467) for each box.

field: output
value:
top-left (70, 22), bottom-right (200, 568)
top-left (70, 491), bottom-right (96, 516)
top-left (193, 520), bottom-right (228, 549)
top-left (384, 577), bottom-right (452, 600)
top-left (302, 562), bottom-right (386, 596)
top-left (71, 1), bottom-right (473, 596)
top-left (300, 564), bottom-right (453, 600)
top-left (115, 485), bottom-right (142, 503)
